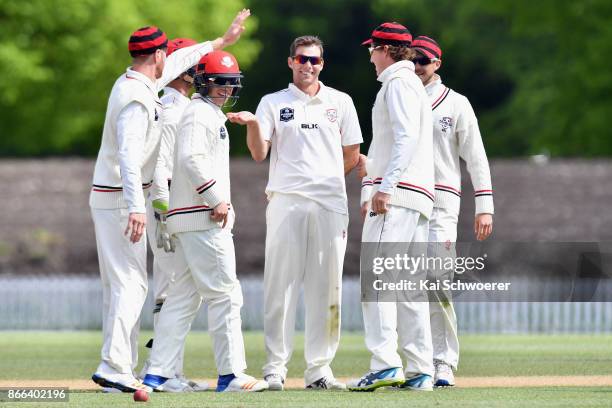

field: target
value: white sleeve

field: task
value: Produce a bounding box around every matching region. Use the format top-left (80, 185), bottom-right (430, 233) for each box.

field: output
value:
top-left (116, 102), bottom-right (148, 213)
top-left (456, 98), bottom-right (494, 215)
top-left (255, 97), bottom-right (275, 142)
top-left (379, 79), bottom-right (420, 193)
top-left (179, 107), bottom-right (223, 208)
top-left (158, 42), bottom-right (213, 89)
top-left (339, 95), bottom-right (363, 146)
top-left (361, 176), bottom-right (373, 205)
top-left (150, 118), bottom-right (176, 203)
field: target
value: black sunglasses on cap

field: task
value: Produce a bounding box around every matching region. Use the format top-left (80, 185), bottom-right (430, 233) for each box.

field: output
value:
top-left (411, 56), bottom-right (438, 66)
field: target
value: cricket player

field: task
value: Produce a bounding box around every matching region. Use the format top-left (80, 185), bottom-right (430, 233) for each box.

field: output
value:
top-left (142, 50), bottom-right (268, 393)
top-left (411, 35), bottom-right (494, 387)
top-left (140, 37), bottom-right (207, 392)
top-left (89, 9), bottom-right (252, 393)
top-left (349, 22), bottom-right (435, 392)
top-left (227, 35), bottom-right (363, 390)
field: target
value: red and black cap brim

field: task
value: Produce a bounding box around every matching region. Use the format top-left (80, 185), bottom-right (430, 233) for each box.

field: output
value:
top-left (129, 26), bottom-right (168, 57)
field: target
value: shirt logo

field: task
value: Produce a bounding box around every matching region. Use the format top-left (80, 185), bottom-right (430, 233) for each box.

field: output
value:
top-left (154, 108), bottom-right (159, 121)
top-left (326, 108), bottom-right (337, 123)
top-left (439, 116), bottom-right (453, 133)
top-left (280, 107), bottom-right (294, 122)
top-left (220, 126), bottom-right (227, 139)
top-left (301, 123), bottom-right (319, 129)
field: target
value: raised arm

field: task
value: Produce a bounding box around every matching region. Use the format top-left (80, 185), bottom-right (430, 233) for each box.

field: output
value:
top-left (159, 9), bottom-right (251, 88)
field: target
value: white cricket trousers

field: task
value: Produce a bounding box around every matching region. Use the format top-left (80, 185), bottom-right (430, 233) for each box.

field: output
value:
top-left (361, 205), bottom-right (434, 377)
top-left (147, 228), bottom-right (247, 378)
top-left (428, 207), bottom-right (459, 369)
top-left (91, 207), bottom-right (147, 375)
top-left (145, 200), bottom-right (187, 377)
top-left (263, 193), bottom-right (348, 385)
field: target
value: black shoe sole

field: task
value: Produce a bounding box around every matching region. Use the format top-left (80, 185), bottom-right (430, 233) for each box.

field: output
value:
top-left (92, 374), bottom-right (138, 393)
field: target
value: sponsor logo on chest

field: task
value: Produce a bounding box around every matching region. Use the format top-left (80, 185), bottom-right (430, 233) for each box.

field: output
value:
top-left (280, 107), bottom-right (294, 122)
top-left (220, 126), bottom-right (227, 139)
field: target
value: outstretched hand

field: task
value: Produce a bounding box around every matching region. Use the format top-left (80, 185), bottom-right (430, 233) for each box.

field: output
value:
top-left (227, 111), bottom-right (257, 126)
top-left (222, 9), bottom-right (251, 48)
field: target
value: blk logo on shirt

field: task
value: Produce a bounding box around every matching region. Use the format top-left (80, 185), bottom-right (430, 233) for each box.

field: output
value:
top-left (280, 107), bottom-right (294, 122)
top-left (220, 127), bottom-right (227, 139)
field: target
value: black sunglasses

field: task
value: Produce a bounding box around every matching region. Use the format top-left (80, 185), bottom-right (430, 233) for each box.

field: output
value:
top-left (292, 55), bottom-right (323, 65)
top-left (412, 56), bottom-right (438, 66)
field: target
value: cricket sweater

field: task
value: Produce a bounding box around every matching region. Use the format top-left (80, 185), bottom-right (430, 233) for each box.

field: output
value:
top-left (150, 86), bottom-right (190, 204)
top-left (426, 74), bottom-right (494, 215)
top-left (89, 41), bottom-right (213, 213)
top-left (361, 60), bottom-right (435, 219)
top-left (166, 95), bottom-right (233, 234)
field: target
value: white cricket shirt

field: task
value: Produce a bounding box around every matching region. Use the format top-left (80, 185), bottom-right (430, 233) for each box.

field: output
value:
top-left (256, 82), bottom-right (363, 215)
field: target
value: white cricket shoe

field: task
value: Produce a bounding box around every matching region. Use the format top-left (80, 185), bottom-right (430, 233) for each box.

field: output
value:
top-left (399, 373), bottom-right (434, 391)
top-left (348, 367), bottom-right (405, 391)
top-left (178, 375), bottom-right (210, 392)
top-left (155, 377), bottom-right (194, 393)
top-left (434, 360), bottom-right (455, 387)
top-left (92, 372), bottom-right (151, 393)
top-left (306, 376), bottom-right (346, 390)
top-left (219, 374), bottom-right (269, 392)
top-left (264, 374), bottom-right (285, 391)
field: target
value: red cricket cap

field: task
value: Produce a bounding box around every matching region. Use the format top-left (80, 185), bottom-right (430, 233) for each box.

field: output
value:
top-left (128, 26), bottom-right (168, 57)
top-left (411, 35), bottom-right (442, 60)
top-left (361, 22), bottom-right (412, 47)
top-left (167, 38), bottom-right (197, 56)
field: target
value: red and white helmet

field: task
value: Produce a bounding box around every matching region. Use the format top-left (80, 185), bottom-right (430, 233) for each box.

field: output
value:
top-left (194, 50), bottom-right (243, 107)
top-left (167, 38), bottom-right (198, 82)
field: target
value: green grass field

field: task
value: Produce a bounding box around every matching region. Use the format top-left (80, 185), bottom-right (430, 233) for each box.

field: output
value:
top-left (1, 331), bottom-right (612, 407)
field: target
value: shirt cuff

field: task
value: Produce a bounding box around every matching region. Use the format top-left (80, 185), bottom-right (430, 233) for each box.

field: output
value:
top-left (196, 180), bottom-right (223, 209)
top-left (378, 180), bottom-right (395, 195)
top-left (475, 195), bottom-right (494, 215)
top-left (128, 204), bottom-right (146, 214)
top-left (361, 182), bottom-right (373, 205)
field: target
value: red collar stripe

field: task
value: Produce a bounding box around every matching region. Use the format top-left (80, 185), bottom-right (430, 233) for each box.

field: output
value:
top-left (432, 87), bottom-right (450, 110)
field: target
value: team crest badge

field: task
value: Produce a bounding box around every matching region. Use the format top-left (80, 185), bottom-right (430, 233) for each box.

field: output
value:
top-left (280, 107), bottom-right (294, 122)
top-left (220, 126), bottom-right (227, 139)
top-left (326, 108), bottom-right (337, 122)
top-left (439, 116), bottom-right (453, 133)
top-left (221, 56), bottom-right (234, 68)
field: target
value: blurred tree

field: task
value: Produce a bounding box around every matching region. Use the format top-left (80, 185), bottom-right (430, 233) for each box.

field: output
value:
top-left (372, 0), bottom-right (612, 156)
top-left (0, 0), bottom-right (259, 156)
top-left (1, 0), bottom-right (611, 157)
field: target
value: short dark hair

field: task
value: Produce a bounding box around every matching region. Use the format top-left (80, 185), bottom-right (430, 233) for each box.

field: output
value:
top-left (289, 35), bottom-right (324, 57)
